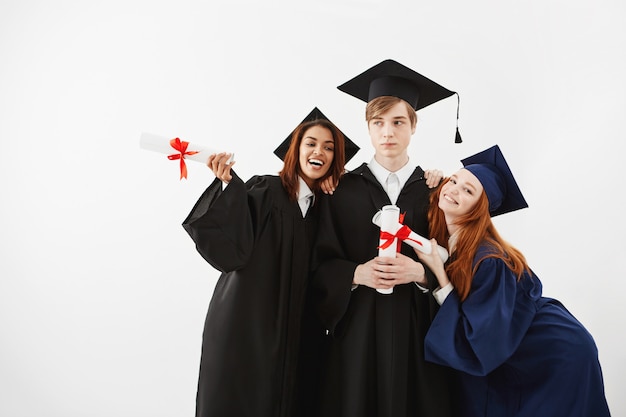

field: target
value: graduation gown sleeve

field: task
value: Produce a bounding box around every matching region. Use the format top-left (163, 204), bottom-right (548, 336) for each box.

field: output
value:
top-left (182, 172), bottom-right (269, 272)
top-left (424, 252), bottom-right (540, 376)
top-left (310, 192), bottom-right (360, 335)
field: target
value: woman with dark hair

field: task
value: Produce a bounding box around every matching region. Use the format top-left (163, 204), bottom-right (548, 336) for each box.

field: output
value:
top-left (415, 145), bottom-right (611, 417)
top-left (182, 108), bottom-right (358, 417)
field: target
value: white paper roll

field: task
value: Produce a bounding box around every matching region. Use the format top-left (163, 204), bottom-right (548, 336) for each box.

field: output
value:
top-left (377, 205), bottom-right (400, 294)
top-left (139, 132), bottom-right (234, 165)
top-left (372, 209), bottom-right (449, 263)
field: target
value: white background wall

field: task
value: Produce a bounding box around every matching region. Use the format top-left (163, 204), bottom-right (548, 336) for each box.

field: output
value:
top-left (1, 0), bottom-right (624, 415)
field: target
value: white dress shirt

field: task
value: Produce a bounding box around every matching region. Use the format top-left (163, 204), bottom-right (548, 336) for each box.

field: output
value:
top-left (296, 176), bottom-right (314, 218)
top-left (367, 157), bottom-right (415, 203)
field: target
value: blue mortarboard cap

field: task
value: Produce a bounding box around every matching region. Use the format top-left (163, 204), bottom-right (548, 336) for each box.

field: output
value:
top-left (461, 145), bottom-right (528, 217)
top-left (274, 107), bottom-right (359, 163)
top-left (337, 59), bottom-right (463, 143)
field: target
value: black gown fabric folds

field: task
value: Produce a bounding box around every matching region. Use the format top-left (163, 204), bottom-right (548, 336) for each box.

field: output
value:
top-left (183, 173), bottom-right (321, 417)
top-left (311, 163), bottom-right (456, 417)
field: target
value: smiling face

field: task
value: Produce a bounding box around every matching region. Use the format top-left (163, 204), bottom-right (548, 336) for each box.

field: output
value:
top-left (298, 125), bottom-right (335, 188)
top-left (367, 100), bottom-right (416, 168)
top-left (439, 168), bottom-right (484, 223)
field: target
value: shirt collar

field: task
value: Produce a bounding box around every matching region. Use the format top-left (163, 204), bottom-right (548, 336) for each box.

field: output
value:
top-left (297, 176), bottom-right (314, 202)
top-left (368, 157), bottom-right (414, 189)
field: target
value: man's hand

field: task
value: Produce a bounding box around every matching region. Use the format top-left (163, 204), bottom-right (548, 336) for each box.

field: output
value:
top-left (353, 253), bottom-right (427, 289)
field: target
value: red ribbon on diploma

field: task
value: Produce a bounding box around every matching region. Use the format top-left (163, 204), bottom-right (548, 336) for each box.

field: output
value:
top-left (378, 213), bottom-right (424, 252)
top-left (167, 138), bottom-right (199, 179)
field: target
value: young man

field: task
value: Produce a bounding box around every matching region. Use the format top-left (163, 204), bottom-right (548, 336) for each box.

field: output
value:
top-left (311, 59), bottom-right (459, 417)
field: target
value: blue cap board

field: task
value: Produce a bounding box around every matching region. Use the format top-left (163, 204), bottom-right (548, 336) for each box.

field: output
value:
top-left (461, 144), bottom-right (528, 217)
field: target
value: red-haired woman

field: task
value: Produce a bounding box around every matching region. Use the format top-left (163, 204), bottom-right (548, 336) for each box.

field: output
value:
top-left (415, 145), bottom-right (611, 417)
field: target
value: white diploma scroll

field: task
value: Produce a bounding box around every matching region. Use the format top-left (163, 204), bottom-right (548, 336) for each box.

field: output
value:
top-left (140, 132), bottom-right (234, 178)
top-left (372, 209), bottom-right (449, 263)
top-left (377, 205), bottom-right (401, 294)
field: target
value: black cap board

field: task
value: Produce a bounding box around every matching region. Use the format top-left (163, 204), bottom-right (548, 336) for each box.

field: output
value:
top-left (337, 59), bottom-right (462, 143)
top-left (273, 107), bottom-right (360, 163)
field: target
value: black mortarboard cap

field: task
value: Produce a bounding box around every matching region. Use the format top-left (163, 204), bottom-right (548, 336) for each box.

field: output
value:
top-left (273, 107), bottom-right (360, 163)
top-left (337, 59), bottom-right (463, 143)
top-left (461, 144), bottom-right (528, 217)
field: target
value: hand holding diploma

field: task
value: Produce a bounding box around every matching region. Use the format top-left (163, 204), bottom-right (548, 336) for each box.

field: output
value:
top-left (140, 132), bottom-right (234, 179)
top-left (208, 152), bottom-right (236, 183)
top-left (372, 207), bottom-right (449, 263)
top-left (376, 205), bottom-right (401, 294)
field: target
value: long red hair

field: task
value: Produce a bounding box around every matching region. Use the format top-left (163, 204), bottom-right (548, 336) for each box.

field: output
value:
top-left (279, 119), bottom-right (346, 201)
top-left (428, 177), bottom-right (530, 301)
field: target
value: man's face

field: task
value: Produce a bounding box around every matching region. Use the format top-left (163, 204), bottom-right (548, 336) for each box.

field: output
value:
top-left (368, 101), bottom-right (415, 160)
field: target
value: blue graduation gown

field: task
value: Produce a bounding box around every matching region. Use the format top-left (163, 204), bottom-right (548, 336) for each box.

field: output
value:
top-left (424, 244), bottom-right (611, 417)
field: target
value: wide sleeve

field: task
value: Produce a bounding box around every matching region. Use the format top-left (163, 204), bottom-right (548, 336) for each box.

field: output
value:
top-left (424, 257), bottom-right (537, 376)
top-left (182, 173), bottom-right (271, 273)
top-left (310, 194), bottom-right (358, 335)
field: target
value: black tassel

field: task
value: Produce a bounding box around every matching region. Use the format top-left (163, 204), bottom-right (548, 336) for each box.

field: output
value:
top-left (454, 93), bottom-right (462, 143)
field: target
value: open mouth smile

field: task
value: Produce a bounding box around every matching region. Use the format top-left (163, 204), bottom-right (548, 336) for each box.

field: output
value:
top-left (308, 158), bottom-right (324, 167)
top-left (443, 194), bottom-right (458, 205)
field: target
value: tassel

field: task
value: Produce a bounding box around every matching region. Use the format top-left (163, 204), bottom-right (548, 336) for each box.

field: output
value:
top-left (455, 127), bottom-right (462, 143)
top-left (454, 93), bottom-right (462, 143)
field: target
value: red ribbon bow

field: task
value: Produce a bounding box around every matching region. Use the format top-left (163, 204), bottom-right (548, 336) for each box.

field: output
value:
top-left (378, 213), bottom-right (424, 252)
top-left (167, 138), bottom-right (199, 179)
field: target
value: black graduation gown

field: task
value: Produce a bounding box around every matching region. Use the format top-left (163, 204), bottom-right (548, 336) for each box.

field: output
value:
top-left (311, 163), bottom-right (456, 417)
top-left (182, 173), bottom-right (320, 417)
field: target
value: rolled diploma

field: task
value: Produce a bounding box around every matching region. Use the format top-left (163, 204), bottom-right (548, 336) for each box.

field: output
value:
top-left (139, 132), bottom-right (234, 164)
top-left (372, 210), bottom-right (449, 263)
top-left (377, 205), bottom-right (400, 294)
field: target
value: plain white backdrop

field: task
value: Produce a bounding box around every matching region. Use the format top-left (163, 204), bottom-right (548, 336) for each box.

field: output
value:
top-left (1, 0), bottom-right (624, 415)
